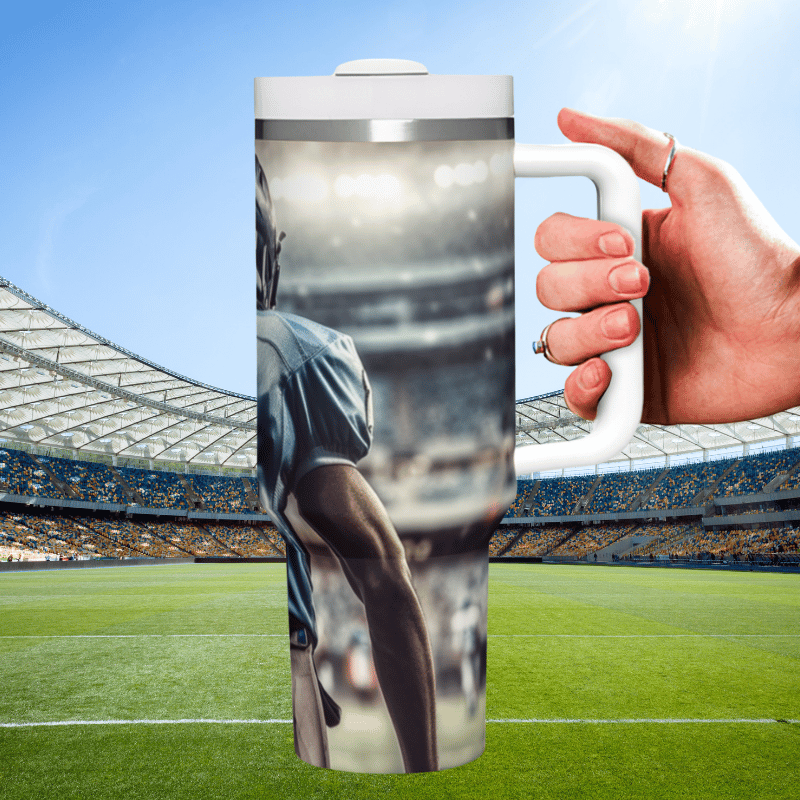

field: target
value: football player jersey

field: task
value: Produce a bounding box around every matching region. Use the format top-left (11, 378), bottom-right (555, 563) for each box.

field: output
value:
top-left (257, 310), bottom-right (373, 645)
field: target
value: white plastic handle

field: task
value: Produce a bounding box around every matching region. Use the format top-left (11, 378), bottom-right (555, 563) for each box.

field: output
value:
top-left (514, 143), bottom-right (643, 475)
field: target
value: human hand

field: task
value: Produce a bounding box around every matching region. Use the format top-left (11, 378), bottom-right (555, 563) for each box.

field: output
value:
top-left (536, 108), bottom-right (800, 425)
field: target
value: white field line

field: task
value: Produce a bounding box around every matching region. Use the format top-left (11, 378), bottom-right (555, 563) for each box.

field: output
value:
top-left (1, 718), bottom-right (797, 729)
top-left (1, 633), bottom-right (798, 639)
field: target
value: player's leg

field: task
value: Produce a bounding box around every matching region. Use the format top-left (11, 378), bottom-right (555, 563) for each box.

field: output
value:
top-left (289, 626), bottom-right (330, 768)
top-left (295, 464), bottom-right (438, 773)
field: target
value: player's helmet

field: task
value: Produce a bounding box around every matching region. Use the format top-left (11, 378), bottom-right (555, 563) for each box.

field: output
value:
top-left (256, 155), bottom-right (285, 311)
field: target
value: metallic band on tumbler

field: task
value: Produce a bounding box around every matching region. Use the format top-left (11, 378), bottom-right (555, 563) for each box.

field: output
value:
top-left (256, 118), bottom-right (515, 142)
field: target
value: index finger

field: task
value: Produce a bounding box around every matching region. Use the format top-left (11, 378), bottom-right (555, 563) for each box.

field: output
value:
top-left (557, 108), bottom-right (679, 193)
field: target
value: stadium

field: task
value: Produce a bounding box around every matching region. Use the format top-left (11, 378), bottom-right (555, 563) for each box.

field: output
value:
top-left (1, 274), bottom-right (799, 567)
top-left (1, 273), bottom-right (798, 798)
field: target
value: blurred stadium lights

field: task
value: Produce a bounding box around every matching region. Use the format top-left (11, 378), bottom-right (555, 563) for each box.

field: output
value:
top-left (271, 170), bottom-right (407, 207)
top-left (270, 172), bottom-right (328, 204)
top-left (334, 173), bottom-right (403, 201)
top-left (434, 160), bottom-right (489, 189)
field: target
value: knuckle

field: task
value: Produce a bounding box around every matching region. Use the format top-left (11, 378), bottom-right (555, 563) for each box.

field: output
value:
top-left (677, 149), bottom-right (741, 199)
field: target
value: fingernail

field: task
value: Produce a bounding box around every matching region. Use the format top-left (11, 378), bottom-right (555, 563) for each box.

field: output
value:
top-left (601, 307), bottom-right (631, 340)
top-left (578, 361), bottom-right (602, 390)
top-left (608, 262), bottom-right (644, 294)
top-left (598, 231), bottom-right (631, 257)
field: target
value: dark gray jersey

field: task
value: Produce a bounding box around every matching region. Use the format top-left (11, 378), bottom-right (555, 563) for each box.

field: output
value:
top-left (257, 310), bottom-right (373, 643)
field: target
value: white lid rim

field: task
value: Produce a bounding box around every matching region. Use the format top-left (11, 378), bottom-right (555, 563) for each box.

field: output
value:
top-left (254, 74), bottom-right (514, 121)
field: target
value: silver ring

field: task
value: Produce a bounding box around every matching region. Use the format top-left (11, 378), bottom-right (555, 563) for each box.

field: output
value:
top-left (533, 320), bottom-right (569, 366)
top-left (661, 132), bottom-right (678, 192)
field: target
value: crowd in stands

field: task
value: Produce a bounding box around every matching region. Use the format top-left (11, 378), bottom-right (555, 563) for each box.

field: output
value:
top-left (40, 456), bottom-right (128, 504)
top-left (505, 480), bottom-right (537, 517)
top-left (586, 470), bottom-right (659, 513)
top-left (629, 524), bottom-right (800, 560)
top-left (529, 474), bottom-right (598, 516)
top-left (716, 450), bottom-right (799, 497)
top-left (504, 447), bottom-right (800, 518)
top-left (639, 459), bottom-right (733, 509)
top-left (186, 475), bottom-right (249, 513)
top-left (0, 511), bottom-right (93, 558)
top-left (0, 448), bottom-right (263, 515)
top-left (549, 522), bottom-right (637, 558)
top-left (5, 443), bottom-right (795, 521)
top-left (488, 526), bottom-right (518, 555)
top-left (493, 519), bottom-right (798, 562)
top-left (775, 466), bottom-right (800, 492)
top-left (119, 467), bottom-right (191, 509)
top-left (212, 524), bottom-right (285, 557)
top-left (625, 522), bottom-right (701, 557)
top-left (2, 444), bottom-right (800, 565)
top-left (503, 525), bottom-right (567, 557)
top-left (0, 509), bottom-right (283, 561)
top-left (0, 449), bottom-right (66, 499)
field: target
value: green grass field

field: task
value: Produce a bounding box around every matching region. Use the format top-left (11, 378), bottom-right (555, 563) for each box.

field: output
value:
top-left (1, 562), bottom-right (798, 799)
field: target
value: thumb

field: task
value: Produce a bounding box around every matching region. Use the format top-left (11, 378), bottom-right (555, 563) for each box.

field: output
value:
top-left (558, 108), bottom-right (678, 193)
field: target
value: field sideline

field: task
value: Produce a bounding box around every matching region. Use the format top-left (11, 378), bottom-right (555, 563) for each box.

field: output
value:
top-left (1, 562), bottom-right (797, 799)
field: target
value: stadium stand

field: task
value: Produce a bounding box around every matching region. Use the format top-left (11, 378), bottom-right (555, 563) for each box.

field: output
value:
top-left (0, 507), bottom-right (282, 561)
top-left (488, 526), bottom-right (518, 556)
top-left (717, 449), bottom-right (800, 496)
top-left (1, 442), bottom-right (799, 566)
top-left (529, 474), bottom-right (598, 516)
top-left (187, 474), bottom-right (250, 513)
top-left (496, 446), bottom-right (800, 564)
top-left (549, 522), bottom-right (637, 558)
top-left (39, 454), bottom-right (128, 504)
top-left (585, 469), bottom-right (661, 513)
top-left (639, 458), bottom-right (736, 510)
top-left (0, 449), bottom-right (67, 500)
top-left (213, 523), bottom-right (285, 557)
top-left (503, 525), bottom-right (566, 557)
top-left (630, 524), bottom-right (800, 560)
top-left (118, 467), bottom-right (191, 510)
top-left (505, 479), bottom-right (538, 517)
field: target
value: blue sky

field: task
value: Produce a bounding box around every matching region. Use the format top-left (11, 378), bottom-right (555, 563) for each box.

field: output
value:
top-left (2, 0), bottom-right (799, 399)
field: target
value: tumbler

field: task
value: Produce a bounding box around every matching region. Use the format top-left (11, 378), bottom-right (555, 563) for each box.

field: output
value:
top-left (254, 59), bottom-right (642, 773)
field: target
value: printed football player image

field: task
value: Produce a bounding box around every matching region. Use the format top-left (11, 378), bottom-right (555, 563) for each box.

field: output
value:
top-left (255, 156), bottom-right (438, 773)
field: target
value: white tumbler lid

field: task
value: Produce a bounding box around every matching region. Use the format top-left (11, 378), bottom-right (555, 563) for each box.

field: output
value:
top-left (255, 59), bottom-right (513, 121)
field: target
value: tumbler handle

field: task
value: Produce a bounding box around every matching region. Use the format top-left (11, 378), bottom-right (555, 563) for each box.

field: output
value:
top-left (514, 143), bottom-right (643, 475)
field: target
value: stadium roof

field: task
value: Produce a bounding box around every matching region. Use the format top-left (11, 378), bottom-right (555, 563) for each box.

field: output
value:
top-left (516, 391), bottom-right (800, 473)
top-left (2, 275), bottom-right (800, 474)
top-left (0, 278), bottom-right (256, 471)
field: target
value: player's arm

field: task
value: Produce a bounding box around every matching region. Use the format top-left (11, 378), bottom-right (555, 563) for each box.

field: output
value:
top-left (294, 464), bottom-right (438, 773)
